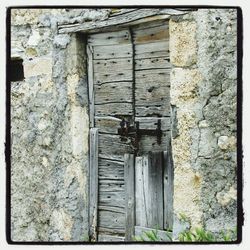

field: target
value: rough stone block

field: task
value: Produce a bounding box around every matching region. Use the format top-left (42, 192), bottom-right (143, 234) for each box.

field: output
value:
top-left (71, 106), bottom-right (89, 158)
top-left (169, 20), bottom-right (197, 66)
top-left (174, 164), bottom-right (202, 227)
top-left (23, 57), bottom-right (52, 77)
top-left (216, 186), bottom-right (237, 206)
top-left (170, 68), bottom-right (202, 106)
top-left (218, 135), bottom-right (236, 150)
top-left (198, 127), bottom-right (217, 157)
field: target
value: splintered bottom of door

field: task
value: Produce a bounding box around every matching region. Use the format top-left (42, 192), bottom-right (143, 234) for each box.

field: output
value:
top-left (98, 157), bottom-right (126, 239)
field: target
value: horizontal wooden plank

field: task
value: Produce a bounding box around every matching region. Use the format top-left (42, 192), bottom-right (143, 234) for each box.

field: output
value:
top-left (135, 68), bottom-right (171, 84)
top-left (99, 158), bottom-right (124, 179)
top-left (98, 226), bottom-right (125, 235)
top-left (99, 154), bottom-right (124, 162)
top-left (135, 226), bottom-right (172, 241)
top-left (98, 234), bottom-right (125, 242)
top-left (99, 179), bottom-right (124, 186)
top-left (95, 102), bottom-right (133, 116)
top-left (93, 44), bottom-right (133, 59)
top-left (138, 132), bottom-right (170, 154)
top-left (99, 205), bottom-right (125, 214)
top-left (135, 57), bottom-right (171, 70)
top-left (99, 190), bottom-right (125, 208)
top-left (109, 8), bottom-right (138, 17)
top-left (88, 29), bottom-right (131, 45)
top-left (58, 8), bottom-right (191, 34)
top-left (135, 105), bottom-right (171, 117)
top-left (132, 19), bottom-right (167, 31)
top-left (94, 116), bottom-right (123, 134)
top-left (98, 133), bottom-right (133, 156)
top-left (135, 86), bottom-right (170, 106)
top-left (135, 41), bottom-right (169, 59)
top-left (135, 117), bottom-right (171, 131)
top-left (94, 82), bottom-right (132, 104)
top-left (94, 69), bottom-right (133, 83)
top-left (94, 58), bottom-right (133, 72)
top-left (98, 210), bottom-right (125, 232)
top-left (133, 23), bottom-right (169, 44)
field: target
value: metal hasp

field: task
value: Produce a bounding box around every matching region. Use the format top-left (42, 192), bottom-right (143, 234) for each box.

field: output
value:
top-left (118, 118), bottom-right (162, 147)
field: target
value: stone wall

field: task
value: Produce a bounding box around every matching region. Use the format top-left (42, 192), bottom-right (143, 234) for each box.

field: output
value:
top-left (170, 9), bottom-right (237, 238)
top-left (10, 8), bottom-right (109, 241)
top-left (10, 8), bottom-right (238, 241)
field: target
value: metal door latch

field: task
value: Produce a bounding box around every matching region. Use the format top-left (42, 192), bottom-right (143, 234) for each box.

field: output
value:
top-left (118, 118), bottom-right (162, 145)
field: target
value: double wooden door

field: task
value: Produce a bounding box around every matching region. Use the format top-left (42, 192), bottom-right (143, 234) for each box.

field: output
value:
top-left (87, 20), bottom-right (173, 242)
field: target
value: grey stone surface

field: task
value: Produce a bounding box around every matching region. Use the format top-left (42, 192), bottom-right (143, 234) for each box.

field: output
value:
top-left (195, 9), bottom-right (237, 232)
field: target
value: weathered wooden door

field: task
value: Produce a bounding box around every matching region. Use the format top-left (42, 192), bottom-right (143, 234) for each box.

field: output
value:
top-left (87, 20), bottom-right (173, 242)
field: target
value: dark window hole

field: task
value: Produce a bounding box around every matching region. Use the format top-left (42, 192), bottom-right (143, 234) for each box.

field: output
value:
top-left (10, 58), bottom-right (24, 82)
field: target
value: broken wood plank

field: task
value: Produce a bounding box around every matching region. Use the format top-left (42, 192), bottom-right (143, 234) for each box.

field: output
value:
top-left (94, 116), bottom-right (122, 134)
top-left (134, 41), bottom-right (169, 59)
top-left (98, 133), bottom-right (133, 157)
top-left (94, 58), bottom-right (133, 72)
top-left (93, 44), bottom-right (133, 59)
top-left (94, 69), bottom-right (133, 84)
top-left (95, 102), bottom-right (133, 116)
top-left (94, 116), bottom-right (121, 134)
top-left (135, 57), bottom-right (171, 70)
top-left (98, 234), bottom-right (125, 242)
top-left (133, 23), bottom-right (169, 44)
top-left (134, 226), bottom-right (172, 241)
top-left (94, 82), bottom-right (132, 104)
top-left (88, 29), bottom-right (131, 46)
top-left (135, 117), bottom-right (171, 131)
top-left (87, 45), bottom-right (94, 127)
top-left (58, 8), bottom-right (191, 34)
top-left (124, 154), bottom-right (135, 240)
top-left (89, 128), bottom-right (99, 241)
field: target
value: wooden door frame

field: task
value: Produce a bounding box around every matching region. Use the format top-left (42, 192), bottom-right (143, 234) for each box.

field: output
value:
top-left (59, 10), bottom-right (187, 241)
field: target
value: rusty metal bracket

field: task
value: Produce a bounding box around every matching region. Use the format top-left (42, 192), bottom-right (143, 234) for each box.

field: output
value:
top-left (118, 119), bottom-right (162, 149)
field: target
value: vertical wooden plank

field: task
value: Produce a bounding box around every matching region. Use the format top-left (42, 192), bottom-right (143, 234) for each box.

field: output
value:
top-left (148, 152), bottom-right (164, 229)
top-left (87, 45), bottom-right (94, 128)
top-left (163, 145), bottom-right (173, 229)
top-left (89, 128), bottom-right (99, 241)
top-left (135, 156), bottom-right (148, 227)
top-left (124, 154), bottom-right (135, 240)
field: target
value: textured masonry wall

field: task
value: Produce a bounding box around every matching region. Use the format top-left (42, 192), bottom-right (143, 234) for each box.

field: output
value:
top-left (10, 8), bottom-right (238, 241)
top-left (11, 9), bottom-right (110, 241)
top-left (170, 9), bottom-right (237, 237)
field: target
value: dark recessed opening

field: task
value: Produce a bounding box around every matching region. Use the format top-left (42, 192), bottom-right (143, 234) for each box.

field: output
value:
top-left (10, 58), bottom-right (24, 82)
